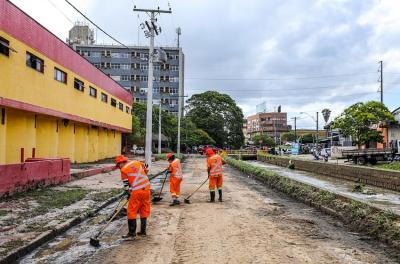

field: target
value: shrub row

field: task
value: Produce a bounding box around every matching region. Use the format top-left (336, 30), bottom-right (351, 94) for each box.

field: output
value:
top-left (225, 156), bottom-right (400, 250)
top-left (154, 153), bottom-right (186, 162)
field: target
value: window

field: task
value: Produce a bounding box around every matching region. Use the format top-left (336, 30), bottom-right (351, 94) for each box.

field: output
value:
top-left (54, 67), bottom-right (67, 84)
top-left (140, 88), bottom-right (147, 94)
top-left (171, 65), bottom-right (179, 71)
top-left (91, 51), bottom-right (101, 58)
top-left (111, 75), bottom-right (121, 81)
top-left (89, 86), bottom-right (97, 98)
top-left (153, 65), bottom-right (161, 71)
top-left (140, 64), bottom-right (148, 70)
top-left (93, 63), bottom-right (101, 68)
top-left (140, 75), bottom-right (148, 82)
top-left (111, 63), bottom-right (120, 69)
top-left (121, 53), bottom-right (129, 58)
top-left (119, 102), bottom-right (123, 111)
top-left (102, 50), bottom-right (111, 57)
top-left (170, 77), bottom-right (179, 83)
top-left (121, 64), bottom-right (130, 70)
top-left (153, 87), bottom-right (160, 94)
top-left (126, 106), bottom-right (130, 113)
top-left (74, 78), bottom-right (84, 92)
top-left (0, 36), bottom-right (10, 56)
top-left (131, 63), bottom-right (139, 69)
top-left (101, 93), bottom-right (108, 103)
top-left (170, 87), bottom-right (178, 95)
top-left (111, 98), bottom-right (117, 107)
top-left (26, 52), bottom-right (44, 73)
top-left (121, 75), bottom-right (130, 81)
top-left (82, 51), bottom-right (90, 57)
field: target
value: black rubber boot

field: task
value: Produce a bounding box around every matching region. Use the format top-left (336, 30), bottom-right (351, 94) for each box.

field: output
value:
top-left (169, 199), bottom-right (180, 206)
top-left (218, 189), bottom-right (222, 202)
top-left (137, 218), bottom-right (147, 236)
top-left (209, 191), bottom-right (215, 203)
top-left (122, 219), bottom-right (136, 239)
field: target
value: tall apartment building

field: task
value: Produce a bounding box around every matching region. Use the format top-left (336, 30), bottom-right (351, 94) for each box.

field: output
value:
top-left (67, 22), bottom-right (95, 45)
top-left (72, 43), bottom-right (184, 116)
top-left (246, 112), bottom-right (290, 139)
top-left (0, 1), bottom-right (132, 164)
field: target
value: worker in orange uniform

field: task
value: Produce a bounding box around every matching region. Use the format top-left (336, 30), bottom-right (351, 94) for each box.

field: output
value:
top-left (115, 155), bottom-right (151, 239)
top-left (166, 153), bottom-right (183, 206)
top-left (205, 148), bottom-right (226, 202)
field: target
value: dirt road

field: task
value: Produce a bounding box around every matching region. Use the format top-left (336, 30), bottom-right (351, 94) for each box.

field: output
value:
top-left (87, 157), bottom-right (397, 264)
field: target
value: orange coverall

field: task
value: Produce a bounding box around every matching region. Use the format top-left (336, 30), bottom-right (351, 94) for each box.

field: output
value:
top-left (120, 160), bottom-right (151, 220)
top-left (168, 158), bottom-right (183, 198)
top-left (207, 154), bottom-right (225, 191)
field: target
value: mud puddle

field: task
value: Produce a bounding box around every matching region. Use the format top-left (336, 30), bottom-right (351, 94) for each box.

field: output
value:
top-left (248, 161), bottom-right (400, 215)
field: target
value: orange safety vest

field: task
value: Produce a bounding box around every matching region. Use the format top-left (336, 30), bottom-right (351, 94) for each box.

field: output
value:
top-left (208, 154), bottom-right (223, 177)
top-left (169, 159), bottom-right (183, 179)
top-left (121, 160), bottom-right (150, 192)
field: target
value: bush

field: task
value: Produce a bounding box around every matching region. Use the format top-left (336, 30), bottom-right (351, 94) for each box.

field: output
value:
top-left (154, 153), bottom-right (186, 162)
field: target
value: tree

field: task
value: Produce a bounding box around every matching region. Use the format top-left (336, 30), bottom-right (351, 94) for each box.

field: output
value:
top-left (321, 108), bottom-right (331, 124)
top-left (186, 91), bottom-right (244, 148)
top-left (332, 101), bottom-right (394, 146)
top-left (252, 134), bottom-right (276, 147)
top-left (129, 114), bottom-right (144, 145)
top-left (181, 118), bottom-right (216, 146)
top-left (281, 132), bottom-right (296, 142)
top-left (299, 133), bottom-right (314, 143)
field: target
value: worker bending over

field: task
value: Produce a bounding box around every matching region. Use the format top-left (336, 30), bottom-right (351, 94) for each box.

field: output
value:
top-left (166, 153), bottom-right (183, 206)
top-left (115, 155), bottom-right (151, 239)
top-left (206, 148), bottom-right (226, 202)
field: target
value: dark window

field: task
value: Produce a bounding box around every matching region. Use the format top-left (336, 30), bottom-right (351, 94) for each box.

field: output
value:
top-left (89, 86), bottom-right (97, 98)
top-left (26, 52), bottom-right (44, 73)
top-left (74, 78), bottom-right (84, 92)
top-left (0, 37), bottom-right (10, 56)
top-left (119, 102), bottom-right (123, 111)
top-left (101, 93), bottom-right (108, 103)
top-left (126, 106), bottom-right (130, 113)
top-left (54, 67), bottom-right (67, 84)
top-left (111, 98), bottom-right (117, 107)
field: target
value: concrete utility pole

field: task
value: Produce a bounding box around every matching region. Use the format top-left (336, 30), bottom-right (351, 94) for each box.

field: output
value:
top-left (158, 101), bottom-right (162, 154)
top-left (134, 6), bottom-right (172, 167)
top-left (379, 60), bottom-right (383, 104)
top-left (177, 28), bottom-right (183, 155)
top-left (291, 117), bottom-right (297, 141)
top-left (316, 112), bottom-right (319, 148)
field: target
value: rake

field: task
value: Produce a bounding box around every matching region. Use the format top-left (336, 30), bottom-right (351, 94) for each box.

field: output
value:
top-left (184, 178), bottom-right (209, 204)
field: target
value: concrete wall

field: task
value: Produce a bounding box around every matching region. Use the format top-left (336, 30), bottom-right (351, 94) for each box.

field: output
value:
top-left (0, 108), bottom-right (122, 164)
top-left (258, 155), bottom-right (400, 191)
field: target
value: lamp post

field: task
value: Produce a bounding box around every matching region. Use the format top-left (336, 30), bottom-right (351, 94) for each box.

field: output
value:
top-left (300, 112), bottom-right (319, 148)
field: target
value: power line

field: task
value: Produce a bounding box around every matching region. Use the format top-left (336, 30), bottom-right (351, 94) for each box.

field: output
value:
top-left (185, 72), bottom-right (376, 81)
top-left (64, 0), bottom-right (130, 49)
top-left (46, 0), bottom-right (74, 24)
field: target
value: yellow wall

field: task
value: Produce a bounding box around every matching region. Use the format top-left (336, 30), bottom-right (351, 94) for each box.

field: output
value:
top-left (0, 108), bottom-right (122, 165)
top-left (0, 31), bottom-right (131, 131)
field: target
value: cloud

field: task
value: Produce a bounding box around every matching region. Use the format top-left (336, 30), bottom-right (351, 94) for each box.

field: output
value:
top-left (9, 0), bottom-right (400, 129)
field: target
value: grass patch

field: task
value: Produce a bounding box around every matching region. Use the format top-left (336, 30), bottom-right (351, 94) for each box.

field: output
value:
top-left (375, 162), bottom-right (400, 171)
top-left (89, 189), bottom-right (121, 202)
top-left (0, 209), bottom-right (8, 217)
top-left (10, 188), bottom-right (89, 217)
top-left (1, 238), bottom-right (24, 254)
top-left (225, 156), bottom-right (400, 250)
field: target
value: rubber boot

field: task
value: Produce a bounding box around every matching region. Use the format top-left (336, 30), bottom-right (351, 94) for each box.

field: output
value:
top-left (209, 191), bottom-right (215, 203)
top-left (170, 199), bottom-right (180, 206)
top-left (137, 218), bottom-right (147, 236)
top-left (122, 219), bottom-right (136, 239)
top-left (218, 189), bottom-right (222, 202)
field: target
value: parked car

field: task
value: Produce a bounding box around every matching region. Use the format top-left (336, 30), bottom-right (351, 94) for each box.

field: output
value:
top-left (135, 147), bottom-right (145, 155)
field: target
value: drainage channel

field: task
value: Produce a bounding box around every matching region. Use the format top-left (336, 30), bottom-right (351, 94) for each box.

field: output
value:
top-left (247, 161), bottom-right (400, 215)
top-left (18, 176), bottom-right (167, 264)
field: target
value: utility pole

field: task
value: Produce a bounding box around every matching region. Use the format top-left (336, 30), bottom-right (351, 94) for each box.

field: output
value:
top-left (316, 112), bottom-right (319, 148)
top-left (158, 101), bottom-right (162, 154)
top-left (177, 28), bottom-right (183, 155)
top-left (379, 60), bottom-right (383, 103)
top-left (291, 117), bottom-right (297, 141)
top-left (134, 6), bottom-right (172, 167)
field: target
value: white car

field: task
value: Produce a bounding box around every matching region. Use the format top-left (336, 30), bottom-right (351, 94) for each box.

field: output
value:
top-left (132, 147), bottom-right (144, 155)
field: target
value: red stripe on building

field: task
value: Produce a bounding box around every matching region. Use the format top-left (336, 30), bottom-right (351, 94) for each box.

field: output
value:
top-left (0, 0), bottom-right (132, 105)
top-left (0, 97), bottom-right (131, 133)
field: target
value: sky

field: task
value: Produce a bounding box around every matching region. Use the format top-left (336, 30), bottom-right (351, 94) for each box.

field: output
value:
top-left (9, 0), bottom-right (400, 129)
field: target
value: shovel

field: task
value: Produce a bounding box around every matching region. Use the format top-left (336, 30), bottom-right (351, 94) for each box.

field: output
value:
top-left (184, 178), bottom-right (209, 204)
top-left (90, 199), bottom-right (129, 247)
top-left (152, 171), bottom-right (168, 203)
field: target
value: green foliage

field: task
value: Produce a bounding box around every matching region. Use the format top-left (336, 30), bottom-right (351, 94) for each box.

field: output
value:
top-left (186, 91), bottom-right (244, 148)
top-left (252, 134), bottom-right (276, 147)
top-left (154, 153), bottom-right (185, 162)
top-left (181, 118), bottom-right (216, 146)
top-left (332, 101), bottom-right (394, 146)
top-left (281, 132), bottom-right (296, 142)
top-left (376, 162), bottom-right (400, 171)
top-left (130, 114), bottom-right (144, 145)
top-left (299, 133), bottom-right (314, 143)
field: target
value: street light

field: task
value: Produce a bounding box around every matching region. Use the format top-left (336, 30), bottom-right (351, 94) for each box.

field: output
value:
top-left (300, 111), bottom-right (319, 147)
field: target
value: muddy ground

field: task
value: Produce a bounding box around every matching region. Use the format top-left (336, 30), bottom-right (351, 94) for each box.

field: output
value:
top-left (80, 157), bottom-right (398, 264)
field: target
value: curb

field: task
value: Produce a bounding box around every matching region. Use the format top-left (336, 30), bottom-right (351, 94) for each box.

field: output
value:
top-left (71, 165), bottom-right (115, 180)
top-left (0, 194), bottom-right (121, 264)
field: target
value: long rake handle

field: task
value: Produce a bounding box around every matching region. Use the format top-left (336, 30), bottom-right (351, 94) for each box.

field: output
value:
top-left (95, 199), bottom-right (129, 239)
top-left (186, 178), bottom-right (209, 200)
top-left (156, 172), bottom-right (168, 198)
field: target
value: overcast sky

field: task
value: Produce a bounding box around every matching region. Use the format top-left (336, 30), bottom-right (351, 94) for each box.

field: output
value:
top-left (10, 0), bottom-right (400, 129)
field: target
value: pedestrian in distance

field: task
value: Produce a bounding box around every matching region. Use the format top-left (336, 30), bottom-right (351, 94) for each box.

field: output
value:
top-left (115, 155), bottom-right (151, 239)
top-left (166, 153), bottom-right (183, 206)
top-left (205, 148), bottom-right (226, 202)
